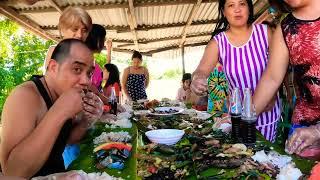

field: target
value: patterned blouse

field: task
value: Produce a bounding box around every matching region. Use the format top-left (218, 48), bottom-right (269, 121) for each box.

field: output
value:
top-left (281, 13), bottom-right (320, 125)
top-left (207, 66), bottom-right (228, 113)
top-left (126, 67), bottom-right (148, 101)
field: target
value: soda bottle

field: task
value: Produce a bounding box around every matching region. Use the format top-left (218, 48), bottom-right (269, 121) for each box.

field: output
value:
top-left (229, 87), bottom-right (242, 143)
top-left (109, 87), bottom-right (117, 115)
top-left (241, 88), bottom-right (257, 147)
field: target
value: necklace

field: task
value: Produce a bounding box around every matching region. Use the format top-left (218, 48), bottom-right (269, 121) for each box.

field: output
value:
top-left (43, 77), bottom-right (54, 102)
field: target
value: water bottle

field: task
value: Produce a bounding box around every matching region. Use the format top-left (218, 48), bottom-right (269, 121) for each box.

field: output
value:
top-left (229, 88), bottom-right (242, 143)
top-left (109, 87), bottom-right (117, 115)
top-left (241, 88), bottom-right (257, 147)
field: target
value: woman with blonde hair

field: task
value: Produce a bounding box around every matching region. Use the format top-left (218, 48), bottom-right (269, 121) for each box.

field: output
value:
top-left (43, 6), bottom-right (92, 72)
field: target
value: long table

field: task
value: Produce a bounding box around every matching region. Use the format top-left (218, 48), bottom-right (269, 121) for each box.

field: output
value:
top-left (69, 114), bottom-right (315, 179)
top-left (69, 123), bottom-right (138, 179)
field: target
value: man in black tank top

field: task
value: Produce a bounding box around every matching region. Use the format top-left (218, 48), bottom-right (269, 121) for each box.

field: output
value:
top-left (0, 39), bottom-right (103, 178)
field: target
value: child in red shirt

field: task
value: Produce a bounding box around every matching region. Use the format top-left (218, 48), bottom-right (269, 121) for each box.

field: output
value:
top-left (102, 63), bottom-right (121, 111)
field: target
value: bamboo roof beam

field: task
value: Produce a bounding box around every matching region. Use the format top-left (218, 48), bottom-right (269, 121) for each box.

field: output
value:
top-left (16, 0), bottom-right (219, 14)
top-left (46, 0), bottom-right (63, 14)
top-left (127, 0), bottom-right (139, 51)
top-left (180, 0), bottom-right (203, 47)
top-left (0, 4), bottom-right (58, 42)
top-left (41, 19), bottom-right (218, 33)
top-left (146, 41), bottom-right (208, 54)
top-left (114, 32), bottom-right (212, 48)
top-left (18, 3), bottom-right (129, 14)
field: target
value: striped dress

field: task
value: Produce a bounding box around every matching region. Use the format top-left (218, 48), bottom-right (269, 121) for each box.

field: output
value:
top-left (213, 24), bottom-right (281, 142)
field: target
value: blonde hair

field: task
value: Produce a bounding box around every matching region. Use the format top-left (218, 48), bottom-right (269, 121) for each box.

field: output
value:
top-left (58, 7), bottom-right (92, 37)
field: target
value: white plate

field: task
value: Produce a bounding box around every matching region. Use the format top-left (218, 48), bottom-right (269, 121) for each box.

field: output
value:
top-left (148, 106), bottom-right (184, 116)
top-left (196, 111), bottom-right (212, 120)
top-left (134, 110), bottom-right (149, 116)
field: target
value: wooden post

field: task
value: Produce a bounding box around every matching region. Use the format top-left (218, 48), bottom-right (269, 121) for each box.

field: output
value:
top-left (127, 0), bottom-right (139, 51)
top-left (182, 45), bottom-right (185, 75)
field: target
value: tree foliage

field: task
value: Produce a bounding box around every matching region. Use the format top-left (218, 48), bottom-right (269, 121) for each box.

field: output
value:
top-left (0, 18), bottom-right (54, 114)
top-left (157, 68), bottom-right (181, 80)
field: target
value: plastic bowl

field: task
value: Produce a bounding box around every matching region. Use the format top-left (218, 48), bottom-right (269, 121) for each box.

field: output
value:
top-left (145, 129), bottom-right (185, 145)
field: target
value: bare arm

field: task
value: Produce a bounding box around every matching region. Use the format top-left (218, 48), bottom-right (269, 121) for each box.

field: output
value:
top-left (193, 40), bottom-right (219, 78)
top-left (261, 26), bottom-right (277, 112)
top-left (0, 86), bottom-right (72, 178)
top-left (253, 25), bottom-right (290, 114)
top-left (185, 89), bottom-right (192, 102)
top-left (187, 92), bottom-right (199, 104)
top-left (176, 88), bottom-right (182, 101)
top-left (144, 67), bottom-right (150, 88)
top-left (122, 67), bottom-right (130, 99)
top-left (43, 46), bottom-right (55, 74)
top-left (106, 40), bottom-right (112, 64)
top-left (68, 92), bottom-right (104, 144)
top-left (267, 26), bottom-right (273, 47)
top-left (88, 84), bottom-right (109, 104)
top-left (282, 72), bottom-right (290, 100)
top-left (67, 114), bottom-right (91, 144)
top-left (191, 40), bottom-right (219, 95)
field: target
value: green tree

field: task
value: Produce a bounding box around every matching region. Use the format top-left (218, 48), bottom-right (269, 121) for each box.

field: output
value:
top-left (94, 53), bottom-right (107, 67)
top-left (157, 68), bottom-right (181, 80)
top-left (0, 18), bottom-right (54, 115)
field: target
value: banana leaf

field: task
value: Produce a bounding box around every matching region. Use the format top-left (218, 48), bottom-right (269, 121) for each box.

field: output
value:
top-left (68, 122), bottom-right (137, 180)
top-left (70, 122), bottom-right (314, 180)
top-left (255, 133), bottom-right (315, 174)
top-left (187, 133), bottom-right (315, 179)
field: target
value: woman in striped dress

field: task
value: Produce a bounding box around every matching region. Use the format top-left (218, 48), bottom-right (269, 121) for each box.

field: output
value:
top-left (191, 0), bottom-right (280, 142)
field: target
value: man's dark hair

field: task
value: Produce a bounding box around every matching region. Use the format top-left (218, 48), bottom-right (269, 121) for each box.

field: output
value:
top-left (51, 38), bottom-right (86, 63)
top-left (182, 73), bottom-right (192, 82)
top-left (85, 24), bottom-right (106, 52)
top-left (132, 50), bottom-right (142, 60)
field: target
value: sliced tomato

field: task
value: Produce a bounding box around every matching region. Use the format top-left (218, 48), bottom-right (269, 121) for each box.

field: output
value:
top-left (94, 142), bottom-right (132, 152)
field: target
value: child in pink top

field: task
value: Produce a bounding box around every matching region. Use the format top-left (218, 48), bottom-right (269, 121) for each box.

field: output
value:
top-left (176, 73), bottom-right (192, 102)
top-left (91, 63), bottom-right (103, 91)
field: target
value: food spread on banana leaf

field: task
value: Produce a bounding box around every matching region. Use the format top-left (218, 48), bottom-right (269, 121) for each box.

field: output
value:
top-left (70, 99), bottom-right (311, 179)
top-left (135, 111), bottom-right (301, 179)
top-left (132, 99), bottom-right (181, 111)
top-left (93, 131), bottom-right (133, 170)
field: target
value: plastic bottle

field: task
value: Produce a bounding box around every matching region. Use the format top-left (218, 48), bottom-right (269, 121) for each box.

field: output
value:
top-left (229, 87), bottom-right (242, 143)
top-left (241, 88), bottom-right (257, 147)
top-left (109, 87), bottom-right (117, 115)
